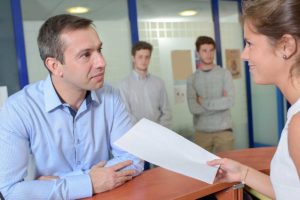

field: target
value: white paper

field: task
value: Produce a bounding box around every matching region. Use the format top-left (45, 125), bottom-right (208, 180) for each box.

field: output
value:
top-left (0, 86), bottom-right (8, 108)
top-left (115, 118), bottom-right (219, 184)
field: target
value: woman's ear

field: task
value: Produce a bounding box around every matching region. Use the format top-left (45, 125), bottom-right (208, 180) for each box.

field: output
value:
top-left (280, 34), bottom-right (297, 60)
top-left (45, 57), bottom-right (63, 77)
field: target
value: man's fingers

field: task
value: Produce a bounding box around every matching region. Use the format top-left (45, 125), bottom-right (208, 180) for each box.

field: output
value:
top-left (38, 176), bottom-right (59, 180)
top-left (92, 160), bottom-right (106, 169)
top-left (110, 160), bottom-right (133, 171)
top-left (114, 174), bottom-right (133, 188)
top-left (116, 169), bottom-right (136, 177)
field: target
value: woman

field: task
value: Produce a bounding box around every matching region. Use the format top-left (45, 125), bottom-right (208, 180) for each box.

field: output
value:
top-left (208, 0), bottom-right (300, 199)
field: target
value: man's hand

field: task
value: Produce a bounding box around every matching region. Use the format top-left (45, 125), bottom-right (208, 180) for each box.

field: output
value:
top-left (89, 160), bottom-right (136, 194)
top-left (37, 176), bottom-right (59, 180)
top-left (196, 95), bottom-right (203, 105)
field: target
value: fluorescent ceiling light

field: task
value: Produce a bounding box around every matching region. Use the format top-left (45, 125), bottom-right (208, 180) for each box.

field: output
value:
top-left (66, 7), bottom-right (89, 14)
top-left (179, 10), bottom-right (197, 16)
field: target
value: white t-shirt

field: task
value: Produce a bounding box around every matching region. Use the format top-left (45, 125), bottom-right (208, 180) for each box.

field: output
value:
top-left (270, 99), bottom-right (300, 199)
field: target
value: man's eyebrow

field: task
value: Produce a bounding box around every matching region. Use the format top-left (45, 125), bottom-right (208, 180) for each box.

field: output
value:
top-left (76, 43), bottom-right (103, 56)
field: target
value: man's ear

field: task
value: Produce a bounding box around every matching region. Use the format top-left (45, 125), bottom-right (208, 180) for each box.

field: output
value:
top-left (131, 55), bottom-right (136, 69)
top-left (45, 57), bottom-right (63, 77)
top-left (279, 34), bottom-right (297, 59)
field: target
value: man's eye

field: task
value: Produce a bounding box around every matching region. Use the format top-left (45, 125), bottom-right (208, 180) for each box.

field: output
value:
top-left (83, 52), bottom-right (91, 57)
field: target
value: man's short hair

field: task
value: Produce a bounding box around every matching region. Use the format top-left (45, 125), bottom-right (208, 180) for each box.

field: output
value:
top-left (195, 36), bottom-right (216, 51)
top-left (131, 41), bottom-right (153, 56)
top-left (37, 14), bottom-right (93, 65)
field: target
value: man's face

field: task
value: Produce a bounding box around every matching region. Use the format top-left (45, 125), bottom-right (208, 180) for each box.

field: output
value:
top-left (198, 44), bottom-right (215, 68)
top-left (132, 49), bottom-right (151, 72)
top-left (58, 27), bottom-right (106, 91)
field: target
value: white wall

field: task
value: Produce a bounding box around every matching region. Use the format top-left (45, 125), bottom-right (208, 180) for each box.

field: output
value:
top-left (23, 21), bottom-right (46, 83)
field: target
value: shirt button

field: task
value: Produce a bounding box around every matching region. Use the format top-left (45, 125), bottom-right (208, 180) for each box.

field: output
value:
top-left (77, 161), bottom-right (81, 165)
top-left (77, 139), bottom-right (80, 144)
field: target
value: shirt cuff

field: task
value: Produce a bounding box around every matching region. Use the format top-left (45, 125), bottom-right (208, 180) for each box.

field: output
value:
top-left (64, 174), bottom-right (92, 199)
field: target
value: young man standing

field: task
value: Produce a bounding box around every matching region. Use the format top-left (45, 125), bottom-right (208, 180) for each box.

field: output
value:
top-left (119, 41), bottom-right (172, 128)
top-left (0, 14), bottom-right (143, 199)
top-left (186, 36), bottom-right (235, 153)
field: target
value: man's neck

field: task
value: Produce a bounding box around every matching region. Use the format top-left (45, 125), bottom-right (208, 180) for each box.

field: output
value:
top-left (134, 69), bottom-right (148, 79)
top-left (199, 63), bottom-right (216, 71)
top-left (51, 76), bottom-right (86, 111)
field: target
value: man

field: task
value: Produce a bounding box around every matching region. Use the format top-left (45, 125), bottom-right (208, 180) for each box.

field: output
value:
top-left (0, 14), bottom-right (143, 199)
top-left (186, 36), bottom-right (235, 153)
top-left (118, 41), bottom-right (172, 128)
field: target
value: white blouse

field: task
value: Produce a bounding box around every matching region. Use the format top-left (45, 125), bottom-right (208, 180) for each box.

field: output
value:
top-left (270, 99), bottom-right (300, 199)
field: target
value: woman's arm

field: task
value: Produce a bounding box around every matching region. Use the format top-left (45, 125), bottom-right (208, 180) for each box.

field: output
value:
top-left (287, 112), bottom-right (300, 177)
top-left (208, 158), bottom-right (275, 199)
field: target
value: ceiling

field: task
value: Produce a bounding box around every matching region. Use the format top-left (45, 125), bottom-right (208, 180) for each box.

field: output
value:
top-left (21, 0), bottom-right (239, 22)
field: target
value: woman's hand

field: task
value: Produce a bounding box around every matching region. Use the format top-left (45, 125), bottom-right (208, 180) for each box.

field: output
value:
top-left (207, 158), bottom-right (247, 183)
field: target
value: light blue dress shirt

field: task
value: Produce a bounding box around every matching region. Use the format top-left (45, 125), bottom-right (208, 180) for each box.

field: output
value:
top-left (0, 76), bottom-right (144, 200)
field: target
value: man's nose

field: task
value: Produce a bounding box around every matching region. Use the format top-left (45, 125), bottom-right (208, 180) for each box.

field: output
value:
top-left (94, 53), bottom-right (106, 68)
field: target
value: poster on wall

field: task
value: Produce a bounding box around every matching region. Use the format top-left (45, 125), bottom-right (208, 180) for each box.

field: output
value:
top-left (225, 49), bottom-right (242, 79)
top-left (171, 50), bottom-right (193, 81)
top-left (174, 85), bottom-right (186, 104)
top-left (171, 50), bottom-right (193, 104)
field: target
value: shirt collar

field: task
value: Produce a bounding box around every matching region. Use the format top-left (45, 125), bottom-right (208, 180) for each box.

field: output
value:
top-left (197, 65), bottom-right (219, 73)
top-left (132, 70), bottom-right (149, 80)
top-left (90, 90), bottom-right (101, 105)
top-left (44, 75), bottom-right (63, 112)
top-left (44, 75), bottom-right (101, 112)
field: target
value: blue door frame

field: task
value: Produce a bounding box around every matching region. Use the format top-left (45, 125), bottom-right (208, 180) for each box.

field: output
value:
top-left (11, 0), bottom-right (29, 88)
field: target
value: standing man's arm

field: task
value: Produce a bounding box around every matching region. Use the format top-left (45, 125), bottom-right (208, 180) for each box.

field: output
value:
top-left (158, 83), bottom-right (172, 128)
top-left (186, 75), bottom-right (216, 115)
top-left (118, 85), bottom-right (139, 125)
top-left (201, 70), bottom-right (234, 111)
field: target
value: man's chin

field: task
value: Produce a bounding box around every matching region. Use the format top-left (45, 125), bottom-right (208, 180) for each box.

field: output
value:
top-left (89, 82), bottom-right (104, 90)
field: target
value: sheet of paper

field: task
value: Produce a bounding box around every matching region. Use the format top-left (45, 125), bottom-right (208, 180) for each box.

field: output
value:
top-left (0, 86), bottom-right (8, 108)
top-left (114, 118), bottom-right (220, 184)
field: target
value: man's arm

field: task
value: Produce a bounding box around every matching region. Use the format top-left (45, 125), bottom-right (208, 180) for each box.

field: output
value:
top-left (201, 70), bottom-right (235, 111)
top-left (186, 75), bottom-right (217, 115)
top-left (105, 88), bottom-right (144, 174)
top-left (0, 132), bottom-right (92, 200)
top-left (118, 84), bottom-right (139, 125)
top-left (0, 106), bottom-right (93, 200)
top-left (158, 83), bottom-right (172, 128)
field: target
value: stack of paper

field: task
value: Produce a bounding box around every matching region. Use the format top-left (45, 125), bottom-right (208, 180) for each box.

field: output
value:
top-left (115, 118), bottom-right (219, 184)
